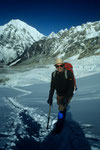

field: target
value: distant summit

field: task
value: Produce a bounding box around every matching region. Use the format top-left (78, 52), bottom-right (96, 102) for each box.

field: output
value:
top-left (0, 19), bottom-right (44, 64)
top-left (7, 19), bottom-right (44, 40)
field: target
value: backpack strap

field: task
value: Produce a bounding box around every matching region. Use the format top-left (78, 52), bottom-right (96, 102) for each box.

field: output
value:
top-left (64, 69), bottom-right (67, 79)
top-left (53, 70), bottom-right (68, 79)
top-left (53, 70), bottom-right (57, 78)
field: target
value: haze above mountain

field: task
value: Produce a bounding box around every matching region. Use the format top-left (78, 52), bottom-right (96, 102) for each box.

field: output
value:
top-left (0, 19), bottom-right (100, 66)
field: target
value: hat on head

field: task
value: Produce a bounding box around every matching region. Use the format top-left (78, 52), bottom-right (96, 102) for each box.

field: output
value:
top-left (55, 58), bottom-right (64, 65)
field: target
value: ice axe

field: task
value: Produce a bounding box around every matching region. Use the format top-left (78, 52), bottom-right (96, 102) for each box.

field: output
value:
top-left (46, 105), bottom-right (52, 129)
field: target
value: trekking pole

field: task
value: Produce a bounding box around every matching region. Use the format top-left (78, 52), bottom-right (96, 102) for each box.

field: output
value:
top-left (46, 105), bottom-right (51, 129)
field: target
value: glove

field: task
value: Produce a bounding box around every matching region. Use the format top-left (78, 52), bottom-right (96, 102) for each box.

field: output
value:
top-left (74, 85), bottom-right (78, 91)
top-left (47, 99), bottom-right (52, 105)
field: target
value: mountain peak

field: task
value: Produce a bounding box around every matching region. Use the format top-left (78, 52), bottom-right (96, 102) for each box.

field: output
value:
top-left (0, 19), bottom-right (44, 64)
top-left (7, 19), bottom-right (44, 36)
top-left (8, 19), bottom-right (28, 28)
top-left (48, 32), bottom-right (59, 38)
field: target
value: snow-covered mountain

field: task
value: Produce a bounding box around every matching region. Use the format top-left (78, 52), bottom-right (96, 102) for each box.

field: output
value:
top-left (0, 19), bottom-right (44, 64)
top-left (26, 21), bottom-right (100, 65)
top-left (0, 20), bottom-right (100, 66)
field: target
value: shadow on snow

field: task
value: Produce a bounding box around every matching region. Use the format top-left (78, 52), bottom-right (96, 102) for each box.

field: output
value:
top-left (11, 110), bottom-right (91, 150)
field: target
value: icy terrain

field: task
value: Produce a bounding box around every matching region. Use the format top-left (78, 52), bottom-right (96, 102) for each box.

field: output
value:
top-left (5, 55), bottom-right (100, 87)
top-left (0, 55), bottom-right (100, 150)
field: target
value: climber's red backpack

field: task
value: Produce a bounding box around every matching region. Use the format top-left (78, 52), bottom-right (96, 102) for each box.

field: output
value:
top-left (64, 62), bottom-right (77, 90)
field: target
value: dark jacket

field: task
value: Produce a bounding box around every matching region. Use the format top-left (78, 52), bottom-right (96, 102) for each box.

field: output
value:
top-left (48, 69), bottom-right (74, 101)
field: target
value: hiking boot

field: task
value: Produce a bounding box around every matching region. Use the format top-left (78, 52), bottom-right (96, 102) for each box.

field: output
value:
top-left (51, 110), bottom-right (66, 134)
top-left (51, 120), bottom-right (64, 134)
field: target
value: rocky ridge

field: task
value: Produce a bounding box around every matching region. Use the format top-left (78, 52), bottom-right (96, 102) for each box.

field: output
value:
top-left (24, 21), bottom-right (100, 65)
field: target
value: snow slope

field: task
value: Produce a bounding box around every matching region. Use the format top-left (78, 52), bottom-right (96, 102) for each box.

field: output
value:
top-left (5, 55), bottom-right (100, 87)
top-left (0, 55), bottom-right (100, 150)
top-left (0, 73), bottom-right (100, 150)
